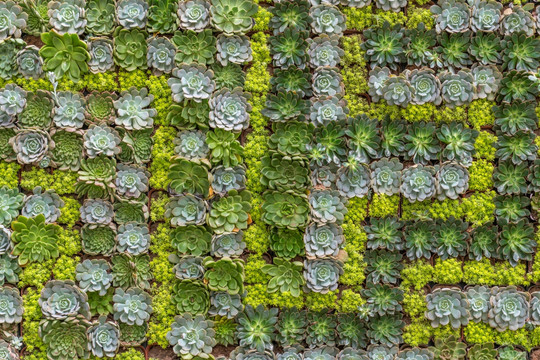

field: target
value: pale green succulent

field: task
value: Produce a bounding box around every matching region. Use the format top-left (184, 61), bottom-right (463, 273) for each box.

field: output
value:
top-left (0, 38), bottom-right (25, 80)
top-left (209, 291), bottom-right (243, 318)
top-left (407, 69), bottom-right (442, 105)
top-left (304, 258), bottom-right (343, 293)
top-left (382, 75), bottom-right (413, 107)
top-left (308, 34), bottom-right (343, 68)
top-left (530, 292), bottom-right (540, 326)
top-left (174, 130), bottom-right (209, 160)
top-left (114, 87), bottom-right (156, 130)
top-left (375, 0), bottom-right (407, 11)
top-left (426, 288), bottom-right (469, 329)
top-left (169, 64), bottom-right (215, 103)
top-left (87, 38), bottom-right (114, 73)
top-left (53, 91), bottom-right (85, 128)
top-left (0, 254), bottom-right (19, 285)
top-left (217, 34), bottom-right (252, 65)
top-left (83, 124), bottom-right (121, 158)
top-left (211, 231), bottom-right (246, 257)
top-left (0, 187), bottom-right (22, 227)
top-left (146, 37), bottom-right (176, 75)
top-left (207, 189), bottom-right (251, 234)
top-left (209, 87), bottom-right (251, 131)
top-left (440, 70), bottom-right (475, 108)
top-left (115, 164), bottom-right (150, 199)
top-left (337, 160), bottom-right (371, 198)
top-left (40, 317), bottom-right (91, 360)
top-left (211, 166), bottom-right (246, 194)
top-left (472, 65), bottom-right (501, 101)
top-left (22, 186), bottom-right (64, 223)
top-left (113, 287), bottom-right (152, 326)
top-left (40, 31), bottom-right (90, 81)
top-left (75, 259), bottom-right (112, 295)
top-left (177, 0), bottom-right (211, 31)
top-left (310, 96), bottom-right (347, 126)
top-left (11, 215), bottom-right (60, 265)
top-left (47, 0), bottom-right (87, 35)
top-left (210, 0), bottom-right (257, 35)
top-left (86, 0), bottom-right (116, 35)
top-left (262, 258), bottom-right (304, 298)
top-left (0, 1), bottom-right (27, 40)
top-left (396, 348), bottom-right (434, 360)
top-left (370, 158), bottom-right (403, 195)
top-left (488, 286), bottom-right (529, 331)
top-left (309, 190), bottom-right (347, 224)
top-left (0, 287), bottom-right (22, 324)
top-left (0, 84), bottom-right (26, 119)
top-left (49, 129), bottom-right (83, 171)
top-left (80, 199), bottom-right (114, 224)
top-left (466, 285), bottom-right (490, 323)
top-left (116, 0), bottom-right (148, 29)
top-left (88, 316), bottom-right (120, 358)
top-left (436, 162), bottom-right (469, 200)
top-left (501, 7), bottom-right (534, 36)
top-left (304, 222), bottom-right (343, 257)
top-left (167, 314), bottom-right (216, 358)
top-left (39, 280), bottom-right (90, 320)
top-left (313, 67), bottom-right (344, 97)
top-left (117, 222), bottom-right (150, 255)
top-left (165, 195), bottom-right (207, 226)
top-left (309, 5), bottom-right (345, 35)
top-left (401, 165), bottom-right (436, 203)
top-left (471, 0), bottom-right (502, 32)
top-left (431, 0), bottom-right (470, 33)
top-left (17, 45), bottom-right (43, 79)
top-left (170, 255), bottom-right (204, 280)
top-left (113, 27), bottom-right (148, 71)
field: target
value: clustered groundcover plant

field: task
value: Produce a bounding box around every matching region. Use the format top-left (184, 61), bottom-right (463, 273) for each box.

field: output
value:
top-left (3, 0), bottom-right (540, 359)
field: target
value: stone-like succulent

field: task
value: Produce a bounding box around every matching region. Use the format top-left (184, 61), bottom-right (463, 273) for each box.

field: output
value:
top-left (86, 0), bottom-right (116, 35)
top-left (167, 314), bottom-right (216, 357)
top-left (304, 258), bottom-right (343, 293)
top-left (407, 69), bottom-right (442, 105)
top-left (39, 280), bottom-right (90, 320)
top-left (169, 64), bottom-right (215, 103)
top-left (47, 0), bottom-right (87, 35)
top-left (488, 286), bottom-right (529, 331)
top-left (236, 304), bottom-right (278, 352)
top-left (113, 287), bottom-right (152, 326)
top-left (115, 164), bottom-right (150, 199)
top-left (80, 199), bottom-right (114, 224)
top-left (401, 165), bottom-right (436, 203)
top-left (216, 34), bottom-right (252, 65)
top-left (88, 316), bottom-right (120, 358)
top-left (166, 195), bottom-right (207, 226)
top-left (113, 27), bottom-right (148, 71)
top-left (22, 186), bottom-right (64, 223)
top-left (116, 0), bottom-right (148, 29)
top-left (177, 0), bottom-right (211, 31)
top-left (84, 124), bottom-right (121, 158)
top-left (466, 285), bottom-right (491, 323)
top-left (53, 91), bottom-right (85, 128)
top-left (308, 34), bottom-right (344, 68)
top-left (426, 287), bottom-right (469, 329)
top-left (16, 45), bottom-right (43, 79)
top-left (40, 317), bottom-right (91, 360)
top-left (436, 162), bottom-right (469, 200)
top-left (114, 87), bottom-right (156, 130)
top-left (210, 0), bottom-right (257, 35)
top-left (0, 287), bottom-right (22, 324)
top-left (211, 231), bottom-right (246, 257)
top-left (440, 70), bottom-right (475, 107)
top-left (212, 166), bottom-right (246, 194)
top-left (10, 129), bottom-right (52, 165)
top-left (309, 190), bottom-right (347, 225)
top-left (431, 0), bottom-right (470, 33)
top-left (87, 37), bottom-right (114, 73)
top-left (117, 222), bottom-right (150, 255)
top-left (304, 222), bottom-right (343, 258)
top-left (370, 158), bottom-right (403, 196)
top-left (309, 4), bottom-right (345, 35)
top-left (75, 259), bottom-right (112, 295)
top-left (209, 87), bottom-right (251, 131)
top-left (146, 37), bottom-right (175, 75)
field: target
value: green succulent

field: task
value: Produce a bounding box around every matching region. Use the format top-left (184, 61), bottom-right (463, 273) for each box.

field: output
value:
top-left (401, 165), bottom-right (436, 203)
top-left (405, 23), bottom-right (437, 67)
top-left (0, 287), bottom-right (22, 325)
top-left (210, 0), bottom-right (257, 35)
top-left (0, 254), bottom-right (20, 285)
top-left (440, 70), bottom-right (475, 108)
top-left (495, 131), bottom-right (537, 165)
top-left (304, 258), bottom-right (343, 293)
top-left (366, 217), bottom-right (403, 251)
top-left (276, 307), bottom-right (306, 346)
top-left (467, 344), bottom-right (497, 360)
top-left (305, 347), bottom-right (339, 360)
top-left (404, 221), bottom-right (435, 260)
top-left (86, 0), bottom-right (116, 35)
top-left (167, 314), bottom-right (216, 358)
top-left (337, 313), bottom-right (367, 348)
top-left (426, 288), bottom-right (469, 329)
top-left (214, 316), bottom-right (237, 345)
top-left (119, 322), bottom-right (148, 346)
top-left (11, 214), bottom-right (59, 265)
top-left (207, 189), bottom-right (251, 233)
top-left (306, 311), bottom-right (336, 348)
top-left (493, 160), bottom-right (528, 195)
top-left (47, 0), bottom-right (86, 35)
top-left (261, 153), bottom-right (310, 194)
top-left (430, 335), bottom-right (466, 360)
top-left (148, 0), bottom-right (177, 33)
top-left (262, 191), bottom-right (309, 229)
top-left (365, 250), bottom-right (402, 285)
top-left (498, 70), bottom-right (538, 103)
top-left (206, 129), bottom-right (243, 167)
top-left (212, 63), bottom-right (245, 90)
top-left (168, 158), bottom-right (210, 197)
top-left (493, 100), bottom-right (537, 135)
top-left (309, 4), bottom-right (345, 35)
top-left (470, 225), bottom-right (498, 261)
top-left (498, 347), bottom-right (527, 360)
top-left (39, 31), bottom-right (89, 81)
top-left (0, 38), bottom-right (25, 80)
top-left (431, 0), bottom-right (470, 33)
top-left (0, 187), bottom-right (23, 226)
top-left (367, 314), bottom-right (404, 346)
top-left (269, 29), bottom-right (309, 69)
top-left (17, 90), bottom-right (54, 128)
top-left (113, 27), bottom-right (148, 71)
top-left (75, 155), bottom-right (117, 199)
top-left (269, 0), bottom-right (311, 35)
top-left (434, 218), bottom-right (469, 260)
top-left (85, 91), bottom-right (117, 123)
top-left (171, 280), bottom-right (210, 315)
top-left (379, 119), bottom-right (406, 158)
top-left (469, 32), bottom-right (501, 66)
top-left (309, 190), bottom-right (347, 224)
top-left (171, 225), bottom-right (211, 256)
top-left (308, 34), bottom-right (344, 68)
top-left (114, 200), bottom-right (148, 224)
top-left (113, 287), bottom-right (153, 326)
top-left (501, 33), bottom-right (540, 72)
top-left (168, 100), bottom-right (210, 130)
top-left (19, 0), bottom-right (50, 36)
top-left (204, 257), bottom-right (244, 295)
top-left (345, 115), bottom-right (380, 163)
top-left (437, 32), bottom-right (471, 69)
top-left (269, 228), bottom-right (304, 260)
top-left (404, 122), bottom-right (440, 165)
top-left (501, 6), bottom-right (534, 36)
top-left (361, 22), bottom-right (405, 70)
top-left (81, 224), bottom-right (116, 256)
top-left (499, 219), bottom-right (535, 266)
top-left (236, 305), bottom-right (278, 352)
top-left (39, 317), bottom-right (91, 360)
top-left (488, 286), bottom-right (529, 331)
top-left (172, 29), bottom-right (216, 65)
top-left (262, 257), bottom-right (304, 298)
top-left (272, 68), bottom-right (311, 100)
top-left (313, 122), bottom-right (347, 165)
top-left (436, 162), bottom-right (469, 200)
top-left (0, 128), bottom-right (16, 160)
top-left (262, 91), bottom-right (309, 122)
top-left (438, 122), bottom-right (478, 165)
top-left (363, 284), bottom-right (403, 317)
top-left (268, 121), bottom-right (313, 157)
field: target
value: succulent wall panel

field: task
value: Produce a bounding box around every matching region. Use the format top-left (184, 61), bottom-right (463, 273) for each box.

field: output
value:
top-left (2, 0), bottom-right (540, 359)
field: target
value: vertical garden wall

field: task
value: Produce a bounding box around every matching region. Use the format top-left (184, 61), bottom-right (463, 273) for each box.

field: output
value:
top-left (1, 0), bottom-right (540, 359)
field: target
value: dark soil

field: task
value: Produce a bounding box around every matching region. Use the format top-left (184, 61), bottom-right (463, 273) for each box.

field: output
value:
top-left (23, 35), bottom-right (43, 48)
top-left (531, 349), bottom-right (540, 360)
top-left (212, 345), bottom-right (235, 358)
top-left (148, 346), bottom-right (176, 360)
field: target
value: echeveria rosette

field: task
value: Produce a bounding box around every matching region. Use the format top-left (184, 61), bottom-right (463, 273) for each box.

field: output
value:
top-left (401, 165), bottom-right (436, 203)
top-left (177, 0), bottom-right (210, 31)
top-left (115, 164), bottom-right (149, 199)
top-left (496, 131), bottom-right (537, 165)
top-left (361, 22), bottom-right (405, 70)
top-left (262, 258), bottom-right (304, 298)
top-left (434, 217), bottom-right (469, 260)
top-left (10, 129), bottom-right (52, 166)
top-left (304, 222), bottom-right (344, 258)
top-left (309, 190), bottom-right (347, 225)
top-left (269, 29), bottom-right (309, 69)
top-left (146, 37), bottom-right (176, 75)
top-left (471, 64), bottom-right (501, 100)
top-left (431, 0), bottom-right (470, 33)
top-left (370, 158), bottom-right (403, 196)
top-left (501, 6), bottom-right (534, 36)
top-left (22, 186), bottom-right (64, 223)
top-left (437, 122), bottom-right (478, 166)
top-left (166, 195), bottom-right (207, 226)
top-left (310, 96), bottom-right (347, 126)
top-left (113, 287), bottom-right (152, 326)
top-left (0, 84), bottom-right (26, 119)
top-left (466, 285), bottom-right (491, 323)
top-left (216, 34), bottom-right (252, 65)
top-left (262, 191), bottom-right (309, 229)
top-left (40, 31), bottom-right (90, 81)
top-left (114, 87), bottom-right (156, 130)
top-left (113, 27), bottom-right (148, 71)
top-left (169, 64), bottom-right (215, 103)
top-left (0, 253), bottom-right (19, 285)
top-left (336, 160), bottom-right (371, 198)
top-left (363, 285), bottom-right (403, 317)
top-left (368, 67), bottom-right (390, 103)
top-left (81, 224), bottom-right (116, 256)
top-left (308, 34), bottom-right (344, 68)
top-left (470, 0), bottom-right (501, 32)
top-left (171, 279), bottom-right (209, 314)
top-left (47, 0), bottom-right (87, 35)
top-left (11, 215), bottom-right (60, 265)
top-left (404, 122), bottom-right (440, 165)
top-left (117, 222), bottom-right (150, 255)
top-left (436, 162), bottom-right (469, 200)
top-left (498, 219), bottom-right (535, 266)
top-left (209, 87), bottom-right (251, 132)
top-left (262, 92), bottom-right (309, 122)
top-left (0, 38), bottom-right (24, 81)
top-left (270, 228), bottom-right (305, 261)
top-left (382, 75), bottom-right (413, 107)
top-left (39, 317), bottom-right (91, 360)
top-left (168, 158), bottom-right (210, 197)
top-left (375, 0), bottom-right (406, 12)
top-left (53, 91), bottom-right (85, 129)
top-left (174, 130), bottom-right (209, 160)
top-left (529, 292), bottom-right (540, 326)
top-left (407, 68), bottom-right (442, 105)
top-left (311, 163), bottom-right (338, 189)
top-left (271, 66), bottom-right (312, 97)
top-left (425, 287), bottom-right (469, 329)
top-left (0, 1), bottom-right (27, 40)
top-left (39, 280), bottom-right (91, 320)
top-left (170, 255), bottom-right (205, 280)
top-left (211, 231), bottom-right (245, 257)
top-left (80, 199), bottom-right (113, 224)
top-left (395, 348), bottom-right (434, 360)
top-left (498, 70), bottom-right (538, 103)
top-left (367, 314), bottom-right (404, 346)
top-left (203, 257), bottom-right (244, 295)
top-left (488, 286), bottom-right (529, 331)
top-left (0, 287), bottom-right (22, 325)
top-left (304, 258), bottom-right (342, 293)
top-left (440, 70), bottom-right (475, 108)
top-left (269, 0), bottom-right (311, 35)
top-left (309, 4), bottom-right (345, 36)
top-left (313, 67), bottom-right (343, 97)
top-left (211, 166), bottom-right (246, 194)
top-left (404, 221), bottom-right (435, 261)
top-left (75, 259), bottom-right (112, 296)
top-left (17, 45), bottom-right (43, 79)
top-left (86, 0), bottom-right (116, 35)
top-left (210, 0), bottom-right (257, 35)
top-left (167, 314), bottom-right (216, 358)
top-left (87, 37), bottom-right (114, 73)
top-left (470, 225), bottom-right (498, 261)
top-left (0, 187), bottom-right (22, 227)
top-left (88, 316), bottom-right (120, 358)
top-left (366, 217), bottom-right (403, 251)
top-left (207, 189), bottom-right (251, 234)
top-left (116, 0), bottom-right (148, 29)
top-left (83, 124), bottom-right (121, 158)
top-left (261, 152), bottom-right (310, 194)
top-left (493, 100), bottom-right (538, 135)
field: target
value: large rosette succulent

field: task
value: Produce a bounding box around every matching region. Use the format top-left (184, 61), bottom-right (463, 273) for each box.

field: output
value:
top-left (216, 34), bottom-right (252, 65)
top-left (406, 69), bottom-right (442, 105)
top-left (472, 65), bottom-right (501, 100)
top-left (22, 187), bottom-right (64, 223)
top-left (304, 258), bottom-right (343, 293)
top-left (88, 316), bottom-right (120, 358)
top-left (114, 87), bottom-right (156, 130)
top-left (436, 162), bottom-right (469, 200)
top-left (370, 158), bottom-right (403, 195)
top-left (10, 129), bottom-right (52, 165)
top-left (177, 0), bottom-right (211, 31)
top-left (0, 287), bottom-right (23, 325)
top-left (75, 259), bottom-right (112, 295)
top-left (112, 287), bottom-right (153, 326)
top-left (309, 190), bottom-right (347, 225)
top-left (309, 5), bottom-right (345, 36)
top-left (53, 91), bottom-right (86, 129)
top-left (39, 280), bottom-right (90, 320)
top-left (426, 288), bottom-right (469, 329)
top-left (401, 165), bottom-right (436, 203)
top-left (431, 0), bottom-right (470, 33)
top-left (115, 164), bottom-right (150, 198)
top-left (47, 0), bottom-right (87, 35)
top-left (440, 70), bottom-right (475, 107)
top-left (168, 64), bottom-right (215, 103)
top-left (17, 45), bottom-right (43, 79)
top-left (209, 87), bottom-right (251, 132)
top-left (0, 1), bottom-right (27, 40)
top-left (83, 124), bottom-right (121, 158)
top-left (210, 0), bottom-right (257, 35)
top-left (471, 0), bottom-right (501, 32)
top-left (146, 37), bottom-right (176, 75)
top-left (304, 222), bottom-right (343, 257)
top-left (87, 37), bottom-right (114, 73)
top-left (0, 84), bottom-right (26, 120)
top-left (116, 0), bottom-right (148, 29)
top-left (167, 314), bottom-right (216, 358)
top-left (466, 285), bottom-right (491, 323)
top-left (165, 195), bottom-right (207, 226)
top-left (488, 286), bottom-right (529, 331)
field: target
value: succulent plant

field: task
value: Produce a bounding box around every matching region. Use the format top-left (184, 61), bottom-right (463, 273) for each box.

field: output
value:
top-left (177, 0), bottom-right (210, 31)
top-left (116, 222), bottom-right (149, 255)
top-left (0, 38), bottom-right (24, 80)
top-left (270, 228), bottom-right (305, 260)
top-left (0, 84), bottom-right (26, 121)
top-left (470, 225), bottom-right (498, 260)
top-left (435, 218), bottom-right (469, 260)
top-left (81, 224), bottom-right (116, 256)
top-left (212, 63), bottom-right (245, 90)
top-left (362, 22), bottom-right (405, 70)
top-left (310, 96), bottom-right (348, 126)
top-left (382, 75), bottom-right (413, 107)
top-left (496, 131), bottom-right (537, 165)
top-left (309, 5), bottom-right (345, 35)
top-left (169, 64), bottom-right (215, 103)
top-left (262, 257), bottom-right (304, 297)
top-left (40, 31), bottom-right (89, 81)
top-left (114, 87), bottom-right (156, 130)
top-left (374, 0), bottom-right (406, 11)
top-left (362, 284), bottom-right (403, 316)
top-left (501, 33), bottom-right (540, 72)
top-left (426, 287), bottom-right (469, 329)
top-left (16, 45), bottom-right (42, 80)
top-left (465, 285), bottom-right (491, 323)
top-left (146, 37), bottom-right (175, 75)
top-left (112, 253), bottom-right (152, 289)
top-left (209, 291), bottom-right (243, 318)
top-left (396, 348), bottom-right (434, 360)
top-left (85, 91), bottom-right (116, 123)
top-left (467, 344), bottom-right (497, 360)
top-left (215, 34), bottom-right (252, 66)
top-left (370, 158), bottom-right (402, 196)
top-left (169, 158), bottom-right (210, 197)
top-left (439, 70), bottom-right (475, 107)
top-left (304, 222), bottom-right (343, 257)
top-left (11, 129), bottom-right (52, 165)
top-left (206, 128), bottom-right (243, 167)
top-left (116, 0), bottom-right (148, 29)
top-left (261, 153), bottom-right (310, 194)
top-left (87, 316), bottom-right (120, 358)
top-left (115, 164), bottom-right (149, 199)
top-left (263, 92), bottom-right (309, 122)
top-left (47, 0), bottom-right (86, 35)
top-left (470, 0), bottom-right (501, 32)
top-left (166, 195), bottom-right (207, 226)
top-left (0, 128), bottom-right (15, 160)
top-left (17, 89), bottom-right (54, 128)
top-left (0, 339), bottom-right (18, 360)
top-left (404, 221), bottom-right (435, 260)
top-left (172, 29), bottom-right (216, 65)
top-left (113, 27), bottom-right (147, 71)
top-left (367, 345), bottom-right (398, 360)
top-left (437, 32), bottom-right (471, 70)
top-left (114, 200), bottom-right (148, 224)
top-left (211, 166), bottom-right (246, 194)
top-left (494, 160), bottom-right (528, 195)
top-left (271, 67), bottom-right (312, 97)
top-left (210, 0), bottom-right (257, 35)
top-left (173, 130), bottom-right (208, 161)
top-left (269, 0), bottom-right (311, 35)
top-left (498, 347), bottom-right (526, 360)
top-left (309, 190), bottom-right (347, 225)
top-left (276, 308), bottom-right (306, 346)
top-left (269, 29), bottom-right (309, 69)
top-left (431, 0), bottom-right (470, 33)
top-left (0, 254), bottom-right (19, 285)
top-left (438, 122), bottom-right (478, 166)
top-left (529, 291), bottom-right (540, 326)
top-left (268, 121), bottom-right (313, 157)
top-left (75, 155), bottom-right (117, 199)
top-left (493, 100), bottom-right (538, 135)
top-left (0, 1), bottom-right (27, 40)
top-left (75, 259), bottom-right (112, 296)
top-left (204, 257), bottom-right (244, 294)
top-left (40, 317), bottom-right (91, 360)
top-left (118, 322), bottom-right (148, 346)
top-left (304, 258), bottom-right (343, 293)
top-left (39, 280), bottom-right (90, 320)
top-left (311, 163), bottom-right (338, 189)
top-left (86, 0), bottom-right (115, 35)
top-left (172, 279), bottom-right (210, 314)
top-left (365, 250), bottom-right (402, 285)
top-left (113, 288), bottom-right (152, 326)
top-left (262, 191), bottom-right (309, 229)
top-left (308, 34), bottom-right (344, 68)
top-left (207, 189), bottom-right (251, 233)
top-left (168, 314), bottom-right (216, 357)
top-left (80, 199), bottom-right (113, 225)
top-left (147, 0), bottom-right (177, 33)
top-left (0, 187), bottom-right (23, 226)
top-left (404, 122), bottom-right (440, 165)
top-left (406, 69), bottom-right (442, 105)
top-left (304, 347), bottom-right (339, 360)
top-left (11, 214), bottom-right (60, 265)
top-left (170, 255), bottom-right (204, 280)
top-left (312, 67), bottom-right (343, 97)
top-left (401, 165), bottom-right (436, 203)
top-left (498, 70), bottom-right (539, 103)
top-left (236, 305), bottom-right (278, 352)
top-left (488, 286), bottom-right (529, 331)
top-left (52, 91), bottom-right (85, 129)
top-left (436, 162), bottom-right (469, 200)
top-left (499, 219), bottom-right (535, 266)
top-left (86, 38), bottom-right (114, 73)
top-left (171, 225), bottom-right (211, 256)
top-left (312, 122), bottom-right (347, 165)
top-left (209, 87), bottom-right (251, 132)
top-left (0, 287), bottom-right (22, 324)
top-left (211, 231), bottom-right (245, 257)
top-left (22, 186), bottom-right (63, 223)
top-left (501, 6), bottom-right (534, 36)
top-left (366, 217), bottom-right (403, 251)
top-left (368, 314), bottom-right (404, 346)
top-left (305, 311), bottom-right (336, 347)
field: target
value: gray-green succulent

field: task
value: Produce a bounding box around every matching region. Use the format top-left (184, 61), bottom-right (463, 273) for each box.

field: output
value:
top-left (22, 186), bottom-right (64, 223)
top-left (47, 0), bottom-right (87, 35)
top-left (114, 87), bottom-right (156, 130)
top-left (39, 280), bottom-right (90, 320)
top-left (167, 314), bottom-right (216, 358)
top-left (113, 287), bottom-right (153, 326)
top-left (87, 37), bottom-right (114, 73)
top-left (75, 259), bottom-right (112, 295)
